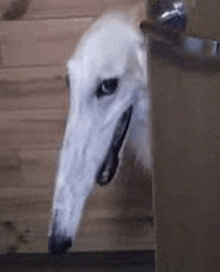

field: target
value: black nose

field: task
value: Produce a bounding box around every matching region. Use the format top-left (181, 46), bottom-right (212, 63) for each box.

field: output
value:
top-left (48, 220), bottom-right (72, 255)
top-left (48, 233), bottom-right (72, 255)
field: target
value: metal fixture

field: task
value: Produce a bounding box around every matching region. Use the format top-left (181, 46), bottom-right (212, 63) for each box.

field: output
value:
top-left (141, 0), bottom-right (220, 59)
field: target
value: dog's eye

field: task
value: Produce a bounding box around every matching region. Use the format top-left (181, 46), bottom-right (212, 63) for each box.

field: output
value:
top-left (96, 78), bottom-right (118, 98)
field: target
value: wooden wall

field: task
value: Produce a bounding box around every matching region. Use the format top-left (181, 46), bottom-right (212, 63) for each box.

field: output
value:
top-left (0, 0), bottom-right (146, 81)
top-left (0, 0), bottom-right (155, 253)
top-left (148, 0), bottom-right (220, 271)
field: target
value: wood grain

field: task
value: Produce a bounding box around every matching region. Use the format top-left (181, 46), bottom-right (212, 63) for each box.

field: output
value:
top-left (1, 18), bottom-right (93, 68)
top-left (151, 40), bottom-right (220, 272)
top-left (0, 1), bottom-right (146, 81)
top-left (1, 65), bottom-right (66, 81)
top-left (0, 0), bottom-right (145, 20)
top-left (185, 0), bottom-right (220, 40)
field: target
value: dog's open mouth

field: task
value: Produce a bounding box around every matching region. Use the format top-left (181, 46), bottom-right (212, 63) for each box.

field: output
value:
top-left (96, 105), bottom-right (133, 186)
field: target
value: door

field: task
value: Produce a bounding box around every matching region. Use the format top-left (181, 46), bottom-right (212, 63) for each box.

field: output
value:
top-left (144, 0), bottom-right (220, 271)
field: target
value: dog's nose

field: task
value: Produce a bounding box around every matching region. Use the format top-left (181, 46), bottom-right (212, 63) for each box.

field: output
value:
top-left (48, 232), bottom-right (72, 255)
top-left (48, 221), bottom-right (72, 255)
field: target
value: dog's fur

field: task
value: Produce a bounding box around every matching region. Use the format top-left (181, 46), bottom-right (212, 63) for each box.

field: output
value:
top-left (48, 10), bottom-right (151, 254)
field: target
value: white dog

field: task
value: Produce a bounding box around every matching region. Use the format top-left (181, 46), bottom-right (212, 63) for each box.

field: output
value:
top-left (48, 11), bottom-right (151, 254)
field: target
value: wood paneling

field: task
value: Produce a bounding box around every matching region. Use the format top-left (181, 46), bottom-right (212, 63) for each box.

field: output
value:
top-left (146, 1), bottom-right (220, 270)
top-left (185, 0), bottom-right (220, 40)
top-left (151, 38), bottom-right (220, 272)
top-left (1, 18), bottom-right (93, 68)
top-left (0, 1), bottom-right (146, 81)
top-left (1, 65), bottom-right (65, 81)
top-left (0, 0), bottom-right (144, 20)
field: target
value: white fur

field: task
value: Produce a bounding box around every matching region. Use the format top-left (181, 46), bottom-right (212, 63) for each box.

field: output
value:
top-left (49, 12), bottom-right (151, 247)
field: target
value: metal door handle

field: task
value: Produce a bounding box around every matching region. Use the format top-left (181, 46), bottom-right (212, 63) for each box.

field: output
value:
top-left (141, 0), bottom-right (220, 59)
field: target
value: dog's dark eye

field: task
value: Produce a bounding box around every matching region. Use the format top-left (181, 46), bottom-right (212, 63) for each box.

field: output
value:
top-left (66, 75), bottom-right (70, 88)
top-left (96, 78), bottom-right (118, 98)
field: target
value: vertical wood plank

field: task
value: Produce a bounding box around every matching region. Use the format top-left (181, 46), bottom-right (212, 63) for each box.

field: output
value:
top-left (185, 0), bottom-right (220, 40)
top-left (151, 45), bottom-right (220, 272)
top-left (145, 0), bottom-right (220, 270)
